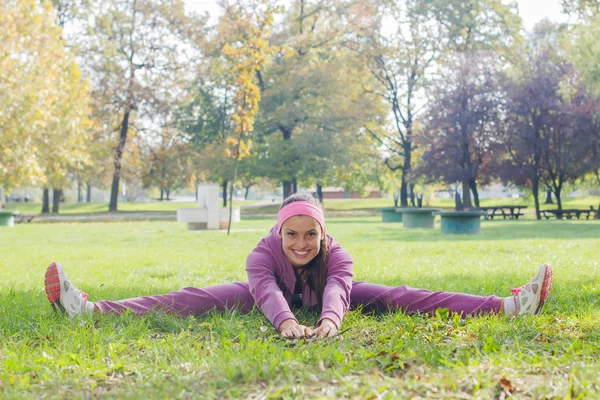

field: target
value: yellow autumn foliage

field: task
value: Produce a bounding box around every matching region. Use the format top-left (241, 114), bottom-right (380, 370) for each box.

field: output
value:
top-left (0, 0), bottom-right (90, 190)
top-left (221, 2), bottom-right (278, 161)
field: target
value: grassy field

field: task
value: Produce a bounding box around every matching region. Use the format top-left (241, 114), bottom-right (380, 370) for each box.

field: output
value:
top-left (4, 195), bottom-right (599, 218)
top-left (1, 217), bottom-right (599, 398)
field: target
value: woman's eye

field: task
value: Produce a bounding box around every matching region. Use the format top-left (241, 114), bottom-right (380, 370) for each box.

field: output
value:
top-left (308, 232), bottom-right (316, 237)
top-left (287, 232), bottom-right (295, 237)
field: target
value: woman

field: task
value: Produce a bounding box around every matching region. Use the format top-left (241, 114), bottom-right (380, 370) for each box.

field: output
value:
top-left (44, 194), bottom-right (553, 339)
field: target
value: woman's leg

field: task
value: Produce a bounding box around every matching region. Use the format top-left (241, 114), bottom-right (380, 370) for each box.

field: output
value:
top-left (45, 262), bottom-right (254, 317)
top-left (350, 281), bottom-right (502, 316)
top-left (350, 264), bottom-right (553, 317)
top-left (94, 283), bottom-right (254, 317)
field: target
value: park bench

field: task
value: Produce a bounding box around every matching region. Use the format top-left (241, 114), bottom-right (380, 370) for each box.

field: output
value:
top-left (540, 206), bottom-right (596, 220)
top-left (479, 205), bottom-right (527, 220)
top-left (14, 213), bottom-right (37, 223)
top-left (177, 184), bottom-right (240, 230)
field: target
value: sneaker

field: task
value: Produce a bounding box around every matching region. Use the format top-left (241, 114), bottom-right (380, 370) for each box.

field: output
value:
top-left (44, 262), bottom-right (92, 317)
top-left (511, 264), bottom-right (553, 315)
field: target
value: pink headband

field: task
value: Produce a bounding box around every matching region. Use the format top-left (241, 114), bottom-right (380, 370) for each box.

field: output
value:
top-left (277, 201), bottom-right (325, 235)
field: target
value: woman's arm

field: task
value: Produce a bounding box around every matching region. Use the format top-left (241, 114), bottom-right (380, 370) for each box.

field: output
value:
top-left (315, 240), bottom-right (354, 336)
top-left (245, 250), bottom-right (297, 331)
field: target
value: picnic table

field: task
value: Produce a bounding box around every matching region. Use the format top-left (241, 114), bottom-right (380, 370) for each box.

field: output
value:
top-left (436, 210), bottom-right (487, 234)
top-left (379, 207), bottom-right (403, 223)
top-left (540, 207), bottom-right (596, 220)
top-left (396, 208), bottom-right (439, 229)
top-left (479, 205), bottom-right (527, 220)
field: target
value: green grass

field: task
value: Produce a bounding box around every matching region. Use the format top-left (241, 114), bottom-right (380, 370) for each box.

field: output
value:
top-left (3, 200), bottom-right (259, 215)
top-left (5, 196), bottom-right (598, 220)
top-left (1, 218), bottom-right (599, 398)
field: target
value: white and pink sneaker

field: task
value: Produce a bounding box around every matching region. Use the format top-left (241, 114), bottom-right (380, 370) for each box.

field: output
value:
top-left (509, 264), bottom-right (553, 315)
top-left (44, 262), bottom-right (94, 317)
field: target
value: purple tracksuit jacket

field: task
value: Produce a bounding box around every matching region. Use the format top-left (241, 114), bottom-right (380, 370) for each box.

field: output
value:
top-left (246, 226), bottom-right (353, 330)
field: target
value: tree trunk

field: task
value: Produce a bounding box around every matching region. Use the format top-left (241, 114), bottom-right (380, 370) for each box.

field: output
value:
top-left (52, 188), bottom-right (62, 214)
top-left (279, 124), bottom-right (297, 201)
top-left (86, 183), bottom-right (91, 202)
top-left (469, 178), bottom-right (480, 208)
top-left (455, 192), bottom-right (464, 211)
top-left (544, 190), bottom-right (553, 204)
top-left (292, 177), bottom-right (297, 194)
top-left (417, 193), bottom-right (423, 208)
top-left (244, 186), bottom-right (250, 200)
top-left (595, 201), bottom-right (600, 220)
top-left (77, 178), bottom-right (82, 203)
top-left (0, 188), bottom-right (3, 209)
top-left (159, 189), bottom-right (164, 201)
top-left (462, 180), bottom-right (472, 209)
top-left (166, 189), bottom-right (170, 201)
top-left (109, 110), bottom-right (131, 212)
top-left (399, 137), bottom-right (412, 207)
top-left (42, 188), bottom-right (50, 213)
top-left (222, 180), bottom-right (228, 207)
top-left (409, 183), bottom-right (416, 207)
top-left (532, 177), bottom-right (541, 220)
top-left (283, 181), bottom-right (293, 200)
top-left (316, 183), bottom-right (323, 204)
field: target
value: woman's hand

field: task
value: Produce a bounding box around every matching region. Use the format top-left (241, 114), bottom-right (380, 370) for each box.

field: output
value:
top-left (314, 318), bottom-right (338, 338)
top-left (278, 319), bottom-right (314, 339)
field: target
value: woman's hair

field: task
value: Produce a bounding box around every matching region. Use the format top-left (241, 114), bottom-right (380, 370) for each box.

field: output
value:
top-left (281, 193), bottom-right (329, 305)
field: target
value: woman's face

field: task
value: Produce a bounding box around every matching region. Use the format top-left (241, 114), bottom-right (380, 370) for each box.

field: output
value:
top-left (280, 215), bottom-right (322, 267)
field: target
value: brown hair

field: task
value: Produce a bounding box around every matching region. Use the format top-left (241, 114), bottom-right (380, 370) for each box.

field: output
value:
top-left (280, 193), bottom-right (329, 305)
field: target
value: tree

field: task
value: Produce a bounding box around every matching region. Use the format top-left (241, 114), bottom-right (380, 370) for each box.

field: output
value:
top-left (219, 1), bottom-right (276, 233)
top-left (540, 81), bottom-right (599, 211)
top-left (141, 130), bottom-right (194, 200)
top-left (0, 0), bottom-right (90, 210)
top-left (561, 0), bottom-right (599, 20)
top-left (355, 0), bottom-right (520, 207)
top-left (417, 53), bottom-right (502, 209)
top-left (500, 24), bottom-right (598, 218)
top-left (254, 0), bottom-right (372, 198)
top-left (69, 0), bottom-right (202, 211)
top-left (354, 0), bottom-right (444, 207)
top-left (564, 1), bottom-right (600, 217)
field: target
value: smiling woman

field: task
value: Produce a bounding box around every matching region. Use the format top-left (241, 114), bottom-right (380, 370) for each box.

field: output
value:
top-left (44, 194), bottom-right (554, 340)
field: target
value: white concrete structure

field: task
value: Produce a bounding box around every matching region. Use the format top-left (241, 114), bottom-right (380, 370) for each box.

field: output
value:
top-left (177, 184), bottom-right (240, 230)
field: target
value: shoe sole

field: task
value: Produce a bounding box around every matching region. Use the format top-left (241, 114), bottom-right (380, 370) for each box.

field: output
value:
top-left (44, 262), bottom-right (66, 314)
top-left (535, 264), bottom-right (553, 314)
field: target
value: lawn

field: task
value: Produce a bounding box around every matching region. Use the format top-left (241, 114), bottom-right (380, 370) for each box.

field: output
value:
top-left (4, 195), bottom-right (598, 219)
top-left (1, 217), bottom-right (599, 398)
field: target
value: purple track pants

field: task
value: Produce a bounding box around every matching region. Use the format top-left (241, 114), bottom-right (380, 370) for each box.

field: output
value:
top-left (94, 282), bottom-right (502, 317)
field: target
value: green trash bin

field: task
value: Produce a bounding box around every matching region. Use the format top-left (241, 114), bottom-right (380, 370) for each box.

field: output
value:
top-left (0, 211), bottom-right (16, 227)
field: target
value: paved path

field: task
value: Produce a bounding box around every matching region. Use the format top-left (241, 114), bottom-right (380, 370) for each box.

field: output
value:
top-left (18, 208), bottom-right (376, 223)
top-left (25, 212), bottom-right (176, 223)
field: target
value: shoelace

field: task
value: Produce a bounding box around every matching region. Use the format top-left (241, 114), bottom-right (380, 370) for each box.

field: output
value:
top-left (510, 286), bottom-right (525, 296)
top-left (80, 291), bottom-right (89, 309)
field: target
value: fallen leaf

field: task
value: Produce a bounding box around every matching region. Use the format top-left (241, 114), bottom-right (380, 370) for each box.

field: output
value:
top-left (318, 360), bottom-right (325, 372)
top-left (499, 377), bottom-right (513, 392)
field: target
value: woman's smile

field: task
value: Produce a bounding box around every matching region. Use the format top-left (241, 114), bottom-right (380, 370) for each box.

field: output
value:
top-left (280, 215), bottom-right (322, 267)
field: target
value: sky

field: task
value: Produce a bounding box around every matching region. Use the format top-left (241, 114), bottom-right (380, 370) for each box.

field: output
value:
top-left (183, 0), bottom-right (569, 31)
